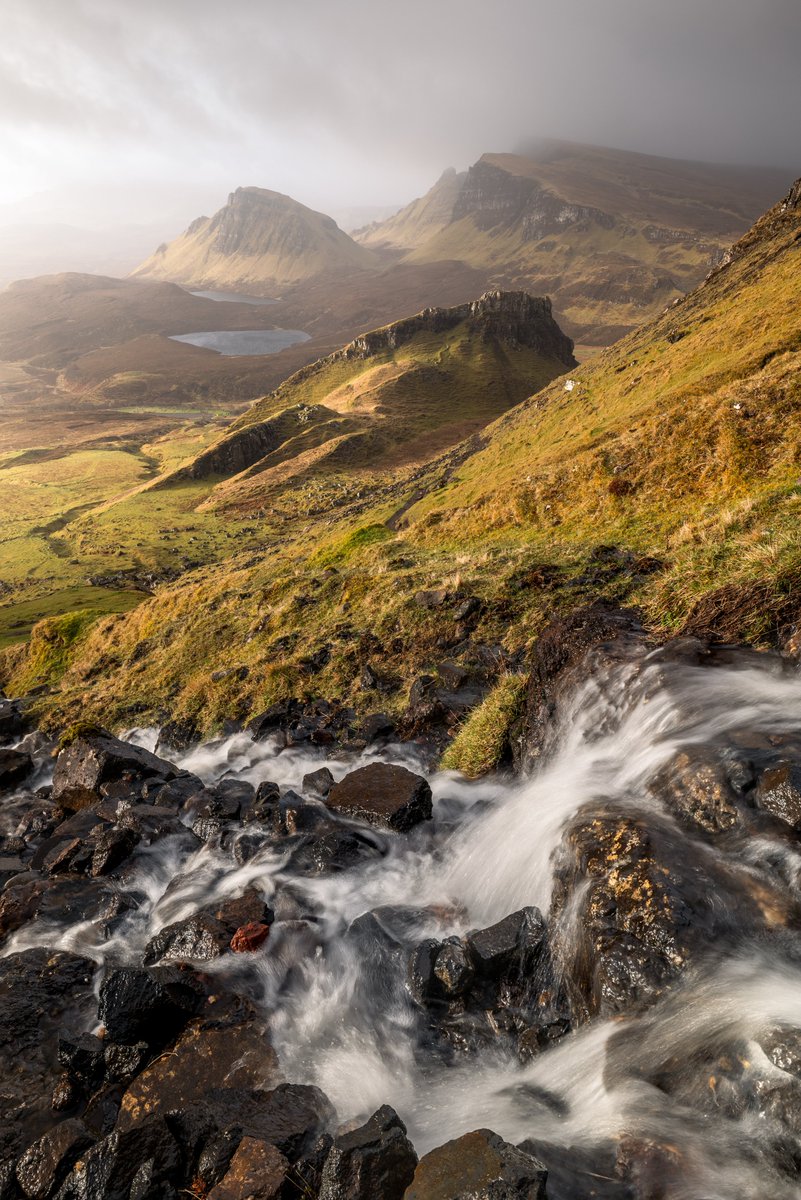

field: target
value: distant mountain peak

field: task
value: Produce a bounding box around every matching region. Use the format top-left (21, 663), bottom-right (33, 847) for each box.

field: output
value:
top-left (133, 186), bottom-right (376, 291)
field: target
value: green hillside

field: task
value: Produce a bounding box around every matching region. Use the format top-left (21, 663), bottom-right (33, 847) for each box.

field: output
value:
top-left (3, 180), bottom-right (800, 742)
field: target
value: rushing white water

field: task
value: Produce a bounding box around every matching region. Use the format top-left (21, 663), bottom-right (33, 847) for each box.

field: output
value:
top-left (6, 649), bottom-right (801, 1195)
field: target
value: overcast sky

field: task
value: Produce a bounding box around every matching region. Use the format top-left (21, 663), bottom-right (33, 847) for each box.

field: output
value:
top-left (0, 0), bottom-right (799, 228)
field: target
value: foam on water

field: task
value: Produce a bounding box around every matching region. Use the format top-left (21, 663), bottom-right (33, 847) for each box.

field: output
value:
top-left (7, 652), bottom-right (801, 1192)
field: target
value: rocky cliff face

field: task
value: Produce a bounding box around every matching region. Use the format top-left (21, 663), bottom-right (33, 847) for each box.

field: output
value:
top-left (451, 159), bottom-right (614, 240)
top-left (340, 290), bottom-right (576, 366)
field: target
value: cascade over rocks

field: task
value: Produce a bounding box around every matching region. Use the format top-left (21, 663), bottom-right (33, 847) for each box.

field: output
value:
top-left (515, 602), bottom-right (649, 771)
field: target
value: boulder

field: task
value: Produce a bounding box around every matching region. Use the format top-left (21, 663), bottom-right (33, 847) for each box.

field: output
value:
top-left (90, 827), bottom-right (138, 877)
top-left (51, 731), bottom-right (178, 811)
top-left (318, 1105), bottom-right (417, 1200)
top-left (143, 913), bottom-right (230, 967)
top-left (15, 1119), bottom-right (94, 1200)
top-left (191, 1084), bottom-right (335, 1162)
top-left (755, 761), bottom-right (801, 830)
top-left (467, 908), bottom-right (545, 977)
top-left (54, 1114), bottom-right (181, 1200)
top-left (0, 698), bottom-right (24, 743)
top-left (117, 1022), bottom-right (279, 1131)
top-left (327, 763), bottom-right (432, 833)
top-left (208, 1137), bottom-right (289, 1200)
top-left (97, 966), bottom-right (204, 1046)
top-left (404, 1129), bottom-right (547, 1199)
top-left (649, 747), bottom-right (742, 833)
top-left (303, 766), bottom-right (335, 797)
top-left (0, 949), bottom-right (96, 1161)
top-left (0, 747), bottom-right (33, 790)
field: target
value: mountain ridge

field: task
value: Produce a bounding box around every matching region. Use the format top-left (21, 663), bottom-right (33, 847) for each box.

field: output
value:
top-left (133, 185), bottom-right (377, 291)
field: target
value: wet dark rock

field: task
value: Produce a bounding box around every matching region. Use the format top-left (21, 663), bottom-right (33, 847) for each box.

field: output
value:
top-left (54, 1114), bottom-right (181, 1200)
top-left (255, 780), bottom-right (280, 805)
top-left (217, 776), bottom-right (257, 810)
top-left (278, 790), bottom-right (332, 835)
top-left (15, 1119), bottom-right (94, 1200)
top-left (211, 889), bottom-right (274, 935)
top-left (0, 698), bottom-right (25, 743)
top-left (755, 760), bottom-right (801, 830)
top-left (405, 1128), bottom-right (547, 1199)
top-left (117, 1021), bottom-right (279, 1131)
top-left (97, 966), bottom-right (205, 1046)
top-left (144, 773), bottom-right (204, 810)
top-left (408, 939), bottom-right (444, 1007)
top-left (89, 827), bottom-right (138, 877)
top-left (154, 718), bottom-right (198, 756)
top-left (0, 949), bottom-right (96, 1161)
top-left (248, 700), bottom-right (302, 741)
top-left (303, 766), bottom-right (335, 797)
top-left (401, 674), bottom-right (486, 742)
top-left (467, 907), bottom-right (545, 976)
top-left (51, 731), bottom-right (178, 812)
top-left (516, 603), bottom-right (649, 771)
top-left (550, 808), bottom-right (780, 1022)
top-left (360, 713), bottom-right (396, 743)
top-left (31, 836), bottom-right (84, 876)
top-left (287, 825), bottom-right (387, 876)
top-left (143, 912), bottom-right (230, 966)
top-left (116, 805), bottom-right (186, 844)
top-left (0, 748), bottom-right (33, 790)
top-left (193, 1084), bottom-right (335, 1162)
top-left (58, 1034), bottom-right (104, 1090)
top-left (327, 762), bottom-right (432, 833)
top-left (0, 876), bottom-right (107, 938)
top-left (103, 1042), bottom-right (150, 1085)
top-left (81, 1085), bottom-right (124, 1139)
top-left (650, 746), bottom-right (744, 833)
top-left (318, 1105), bottom-right (417, 1200)
top-left (51, 1076), bottom-right (81, 1114)
top-left (517, 1140), bottom-right (629, 1200)
top-left (192, 815), bottom-right (225, 843)
top-left (0, 854), bottom-right (24, 886)
top-left (208, 1136), bottom-right (288, 1199)
top-left (433, 940), bottom-right (475, 997)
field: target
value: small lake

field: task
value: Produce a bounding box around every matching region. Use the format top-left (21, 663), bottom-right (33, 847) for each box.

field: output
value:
top-left (188, 289), bottom-right (279, 306)
top-left (169, 329), bottom-right (311, 356)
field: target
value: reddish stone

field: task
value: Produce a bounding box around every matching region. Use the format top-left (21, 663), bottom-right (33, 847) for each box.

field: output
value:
top-left (230, 921), bottom-right (270, 953)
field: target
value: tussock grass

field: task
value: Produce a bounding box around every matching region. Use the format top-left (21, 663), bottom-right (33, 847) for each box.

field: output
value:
top-left (441, 674), bottom-right (527, 777)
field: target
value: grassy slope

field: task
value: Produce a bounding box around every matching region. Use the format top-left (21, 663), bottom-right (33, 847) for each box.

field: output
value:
top-left (0, 306), bottom-right (567, 667)
top-left (3, 185), bottom-right (799, 735)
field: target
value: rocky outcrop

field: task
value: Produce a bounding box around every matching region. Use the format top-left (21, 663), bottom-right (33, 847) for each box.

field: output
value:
top-left (340, 290), bottom-right (576, 366)
top-left (453, 158), bottom-right (615, 241)
top-left (167, 402), bottom-right (331, 482)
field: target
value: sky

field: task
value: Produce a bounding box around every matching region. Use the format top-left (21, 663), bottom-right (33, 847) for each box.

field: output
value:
top-left (0, 0), bottom-right (799, 230)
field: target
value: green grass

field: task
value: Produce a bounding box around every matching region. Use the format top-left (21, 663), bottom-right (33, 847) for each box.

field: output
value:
top-left (3, 192), bottom-right (801, 749)
top-left (441, 674), bottom-right (526, 777)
